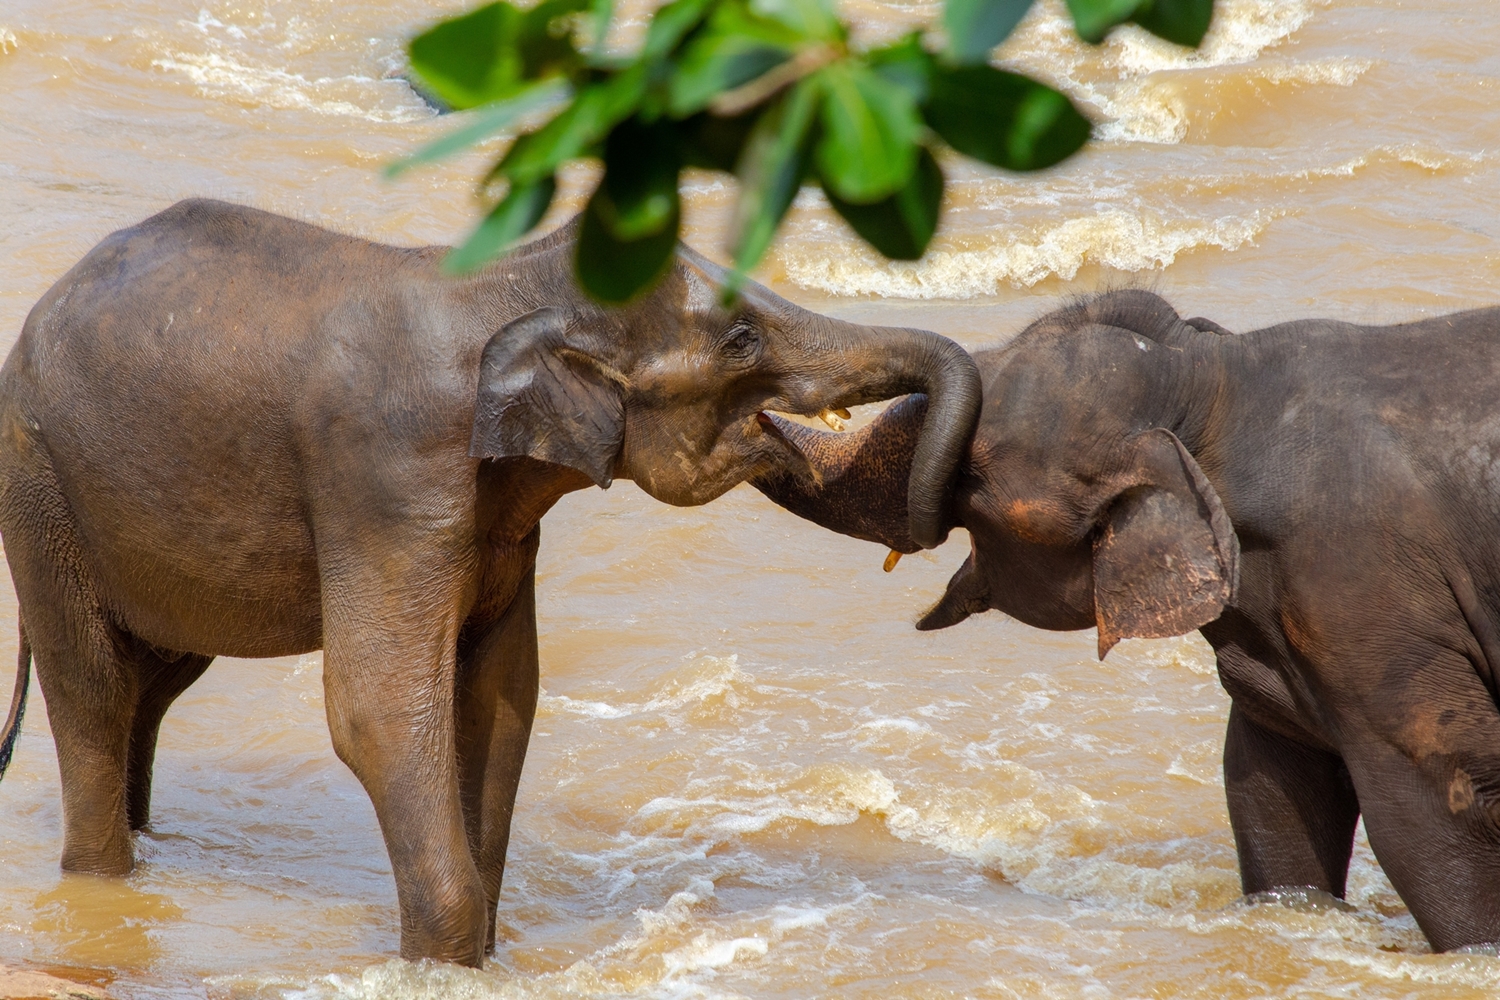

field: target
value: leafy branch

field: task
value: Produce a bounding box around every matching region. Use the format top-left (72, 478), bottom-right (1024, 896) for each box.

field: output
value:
top-left (389, 0), bottom-right (1213, 302)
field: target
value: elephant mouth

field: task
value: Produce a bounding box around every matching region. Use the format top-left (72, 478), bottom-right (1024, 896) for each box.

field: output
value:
top-left (754, 411), bottom-right (820, 484)
top-left (754, 410), bottom-right (806, 454)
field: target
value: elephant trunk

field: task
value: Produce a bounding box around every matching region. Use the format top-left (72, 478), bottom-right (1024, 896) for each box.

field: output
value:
top-left (789, 318), bottom-right (981, 549)
top-left (754, 394), bottom-right (933, 553)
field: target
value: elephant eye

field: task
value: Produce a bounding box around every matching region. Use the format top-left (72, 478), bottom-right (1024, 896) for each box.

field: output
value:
top-left (719, 322), bottom-right (761, 363)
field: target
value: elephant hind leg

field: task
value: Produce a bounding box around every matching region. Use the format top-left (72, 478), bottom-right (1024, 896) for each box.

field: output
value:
top-left (126, 648), bottom-right (213, 830)
top-left (2, 472), bottom-right (138, 874)
top-left (1224, 702), bottom-right (1360, 898)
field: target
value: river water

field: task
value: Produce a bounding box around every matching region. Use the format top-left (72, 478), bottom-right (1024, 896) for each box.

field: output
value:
top-left (2, 0), bottom-right (1500, 997)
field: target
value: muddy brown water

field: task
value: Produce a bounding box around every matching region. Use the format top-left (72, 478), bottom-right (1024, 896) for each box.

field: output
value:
top-left (4, 1), bottom-right (1500, 996)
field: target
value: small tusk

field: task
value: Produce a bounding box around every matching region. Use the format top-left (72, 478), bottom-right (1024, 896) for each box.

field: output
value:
top-left (883, 549), bottom-right (902, 572)
top-left (833, 407), bottom-right (851, 419)
top-left (818, 409), bottom-right (846, 432)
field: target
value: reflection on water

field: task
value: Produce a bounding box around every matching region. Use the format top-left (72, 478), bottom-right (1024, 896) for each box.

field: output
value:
top-left (4, 0), bottom-right (1500, 997)
top-left (32, 875), bottom-right (183, 970)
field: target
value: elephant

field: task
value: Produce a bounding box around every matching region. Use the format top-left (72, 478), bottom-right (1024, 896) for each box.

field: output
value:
top-left (753, 289), bottom-right (1500, 953)
top-left (0, 198), bottom-right (980, 966)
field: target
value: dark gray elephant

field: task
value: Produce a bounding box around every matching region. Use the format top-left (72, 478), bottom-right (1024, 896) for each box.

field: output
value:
top-left (754, 289), bottom-right (1500, 953)
top-left (0, 199), bottom-right (980, 965)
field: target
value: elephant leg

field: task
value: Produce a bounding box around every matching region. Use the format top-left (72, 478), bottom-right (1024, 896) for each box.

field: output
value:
top-left (319, 557), bottom-right (487, 966)
top-left (1, 462), bottom-right (137, 874)
top-left (1224, 702), bottom-right (1360, 897)
top-left (455, 561), bottom-right (540, 954)
top-left (126, 649), bottom-right (214, 830)
top-left (1341, 650), bottom-right (1500, 951)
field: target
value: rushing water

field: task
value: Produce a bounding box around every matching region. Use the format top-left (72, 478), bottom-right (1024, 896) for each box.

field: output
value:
top-left (3, 0), bottom-right (1500, 996)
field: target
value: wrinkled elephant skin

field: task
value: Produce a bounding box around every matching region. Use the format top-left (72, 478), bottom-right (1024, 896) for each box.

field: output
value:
top-left (754, 289), bottom-right (1500, 953)
top-left (0, 199), bottom-right (980, 966)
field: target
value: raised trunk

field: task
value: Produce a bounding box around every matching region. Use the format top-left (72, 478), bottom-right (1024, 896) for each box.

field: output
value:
top-left (753, 394), bottom-right (934, 552)
top-left (678, 252), bottom-right (980, 549)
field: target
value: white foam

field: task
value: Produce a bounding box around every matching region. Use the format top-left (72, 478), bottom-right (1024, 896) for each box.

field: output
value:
top-left (1255, 56), bottom-right (1373, 87)
top-left (855, 716), bottom-right (932, 735)
top-left (1095, 56), bottom-right (1371, 144)
top-left (540, 654), bottom-right (745, 721)
top-left (150, 50), bottom-right (425, 122)
top-left (781, 208), bottom-right (1269, 299)
top-left (636, 878), bottom-right (718, 936)
top-left (1382, 143), bottom-right (1483, 173)
top-left (1104, 0), bottom-right (1321, 75)
top-left (996, 0), bottom-right (1334, 145)
top-left (1165, 740), bottom-right (1223, 787)
top-left (661, 934), bottom-right (769, 977)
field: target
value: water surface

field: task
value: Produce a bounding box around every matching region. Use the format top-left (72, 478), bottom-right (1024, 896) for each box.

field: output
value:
top-left (3, 1), bottom-right (1500, 996)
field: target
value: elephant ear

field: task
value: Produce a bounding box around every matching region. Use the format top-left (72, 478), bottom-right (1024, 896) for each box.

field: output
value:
top-left (469, 306), bottom-right (624, 488)
top-left (1092, 429), bottom-right (1239, 659)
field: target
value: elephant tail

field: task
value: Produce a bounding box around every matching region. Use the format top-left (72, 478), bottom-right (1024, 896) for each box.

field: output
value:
top-left (0, 614), bottom-right (30, 781)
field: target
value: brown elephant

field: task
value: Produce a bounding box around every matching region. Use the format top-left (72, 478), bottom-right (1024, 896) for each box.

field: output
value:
top-left (0, 199), bottom-right (980, 965)
top-left (754, 289), bottom-right (1500, 953)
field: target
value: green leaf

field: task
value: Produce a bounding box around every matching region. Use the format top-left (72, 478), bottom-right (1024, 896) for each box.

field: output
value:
top-left (815, 61), bottom-right (922, 204)
top-left (728, 76), bottom-right (821, 279)
top-left (1131, 0), bottom-right (1213, 47)
top-left (1067, 0), bottom-right (1212, 45)
top-left (595, 117), bottom-right (682, 240)
top-left (576, 184), bottom-right (681, 302)
top-left (944, 0), bottom-right (1034, 64)
top-left (925, 65), bottom-right (1089, 171)
top-left (443, 175), bottom-right (558, 274)
top-left (642, 0), bottom-right (718, 59)
top-left (409, 2), bottom-right (525, 110)
top-left (866, 33), bottom-right (933, 105)
top-left (516, 0), bottom-right (593, 76)
top-left (749, 0), bottom-right (843, 42)
top-left (1065, 0), bottom-right (1142, 44)
top-left (824, 145), bottom-right (942, 260)
top-left (498, 64), bottom-right (648, 184)
top-left (678, 110), bottom-right (759, 171)
top-left (585, 0), bottom-right (614, 53)
top-left (384, 78), bottom-right (572, 178)
top-left (669, 32), bottom-right (792, 116)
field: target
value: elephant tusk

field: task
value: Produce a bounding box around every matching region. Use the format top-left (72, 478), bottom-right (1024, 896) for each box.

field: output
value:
top-left (883, 549), bottom-right (902, 572)
top-left (819, 409), bottom-right (847, 432)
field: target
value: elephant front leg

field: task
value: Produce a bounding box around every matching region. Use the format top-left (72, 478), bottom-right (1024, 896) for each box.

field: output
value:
top-left (321, 573), bottom-right (488, 966)
top-left (1224, 703), bottom-right (1361, 898)
top-left (455, 561), bottom-right (540, 954)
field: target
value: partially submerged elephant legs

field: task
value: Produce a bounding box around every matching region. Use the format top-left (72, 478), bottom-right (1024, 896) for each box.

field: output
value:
top-left (754, 289), bottom-right (1500, 952)
top-left (0, 199), bottom-right (980, 964)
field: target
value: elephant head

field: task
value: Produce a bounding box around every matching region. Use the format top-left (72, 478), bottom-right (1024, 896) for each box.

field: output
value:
top-left (753, 290), bottom-right (1240, 656)
top-left (469, 223), bottom-right (982, 548)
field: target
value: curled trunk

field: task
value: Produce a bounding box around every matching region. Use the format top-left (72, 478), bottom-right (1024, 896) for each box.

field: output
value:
top-left (784, 320), bottom-right (980, 549)
top-left (680, 251), bottom-right (980, 549)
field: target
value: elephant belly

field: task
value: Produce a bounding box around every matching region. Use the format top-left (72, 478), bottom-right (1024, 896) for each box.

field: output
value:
top-left (98, 541), bottom-right (325, 658)
top-left (82, 495), bottom-right (325, 658)
top-left (34, 415), bottom-right (327, 658)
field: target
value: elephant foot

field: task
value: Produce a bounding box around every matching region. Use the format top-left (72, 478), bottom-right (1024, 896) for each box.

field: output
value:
top-left (398, 929), bottom-right (487, 969)
top-left (395, 876), bottom-right (491, 968)
top-left (60, 842), bottom-right (134, 877)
